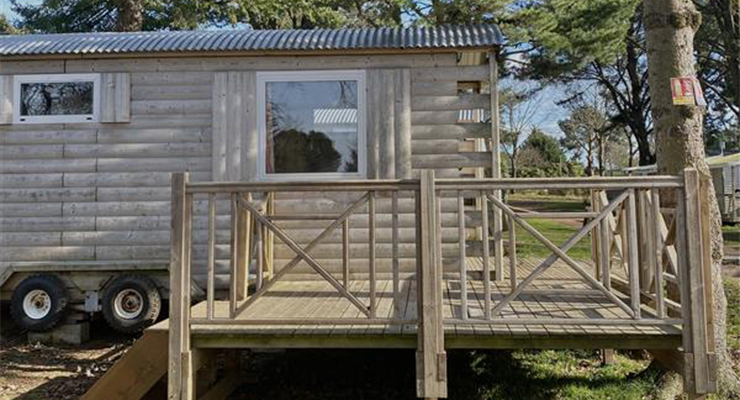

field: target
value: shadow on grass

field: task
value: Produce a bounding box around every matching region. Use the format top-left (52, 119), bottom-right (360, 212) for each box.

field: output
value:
top-left (455, 350), bottom-right (656, 400)
top-left (229, 349), bottom-right (655, 400)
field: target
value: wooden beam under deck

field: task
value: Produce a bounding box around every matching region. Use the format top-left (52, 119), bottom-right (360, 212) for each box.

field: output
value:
top-left (189, 333), bottom-right (682, 350)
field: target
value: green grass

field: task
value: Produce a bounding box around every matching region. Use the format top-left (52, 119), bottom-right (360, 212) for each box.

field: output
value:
top-left (508, 192), bottom-right (589, 202)
top-left (512, 218), bottom-right (593, 261)
top-left (508, 195), bottom-right (589, 213)
top-left (722, 225), bottom-right (740, 247)
top-left (454, 350), bottom-right (656, 400)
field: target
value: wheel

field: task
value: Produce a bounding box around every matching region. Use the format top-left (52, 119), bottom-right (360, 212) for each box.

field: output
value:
top-left (102, 274), bottom-right (161, 333)
top-left (11, 274), bottom-right (69, 332)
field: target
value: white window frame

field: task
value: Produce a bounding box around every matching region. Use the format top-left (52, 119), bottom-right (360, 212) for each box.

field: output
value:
top-left (256, 70), bottom-right (367, 181)
top-left (13, 73), bottom-right (100, 124)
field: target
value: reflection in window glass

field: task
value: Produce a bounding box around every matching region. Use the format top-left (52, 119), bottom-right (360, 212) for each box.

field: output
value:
top-left (20, 81), bottom-right (94, 117)
top-left (265, 80), bottom-right (358, 174)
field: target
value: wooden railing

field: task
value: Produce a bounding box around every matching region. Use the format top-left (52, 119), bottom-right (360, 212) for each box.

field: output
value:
top-left (437, 176), bottom-right (683, 326)
top-left (168, 169), bottom-right (716, 399)
top-left (171, 178), bottom-right (422, 328)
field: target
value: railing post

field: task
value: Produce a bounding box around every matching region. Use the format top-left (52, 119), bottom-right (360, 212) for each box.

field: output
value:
top-left (590, 190), bottom-right (601, 280)
top-left (236, 194), bottom-right (251, 300)
top-left (416, 170), bottom-right (447, 399)
top-left (625, 189), bottom-right (641, 319)
top-left (680, 168), bottom-right (717, 395)
top-left (168, 172), bottom-right (193, 400)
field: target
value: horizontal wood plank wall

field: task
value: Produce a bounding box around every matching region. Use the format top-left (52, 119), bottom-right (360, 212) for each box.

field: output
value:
top-left (0, 68), bottom-right (215, 284)
top-left (100, 72), bottom-right (131, 123)
top-left (410, 64), bottom-right (491, 178)
top-left (0, 75), bottom-right (11, 125)
top-left (409, 63), bottom-right (491, 279)
top-left (212, 71), bottom-right (256, 181)
top-left (2, 53), bottom-right (482, 288)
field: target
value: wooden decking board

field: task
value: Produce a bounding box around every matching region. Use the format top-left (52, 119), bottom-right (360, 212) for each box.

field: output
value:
top-left (257, 281), bottom-right (320, 335)
top-left (452, 280), bottom-right (477, 336)
top-left (401, 278), bottom-right (418, 335)
top-left (334, 280), bottom-right (367, 336)
top-left (297, 280), bottom-right (348, 336)
top-left (466, 279), bottom-right (494, 337)
top-left (188, 256), bottom-right (682, 347)
top-left (443, 279), bottom-right (457, 336)
top-left (385, 278), bottom-right (411, 335)
top-left (366, 279), bottom-right (393, 335)
top-left (317, 280), bottom-right (362, 335)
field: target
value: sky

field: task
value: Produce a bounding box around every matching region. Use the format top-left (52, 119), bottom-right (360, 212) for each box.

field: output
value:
top-left (1, 1), bottom-right (24, 21)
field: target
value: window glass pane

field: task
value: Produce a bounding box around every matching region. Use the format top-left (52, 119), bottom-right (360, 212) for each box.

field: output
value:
top-left (265, 80), bottom-right (358, 174)
top-left (19, 81), bottom-right (94, 116)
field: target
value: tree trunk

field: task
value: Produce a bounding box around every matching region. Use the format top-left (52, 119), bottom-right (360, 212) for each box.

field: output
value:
top-left (586, 134), bottom-right (594, 176)
top-left (633, 127), bottom-right (655, 165)
top-left (116, 0), bottom-right (144, 32)
top-left (598, 136), bottom-right (605, 175)
top-left (643, 0), bottom-right (740, 397)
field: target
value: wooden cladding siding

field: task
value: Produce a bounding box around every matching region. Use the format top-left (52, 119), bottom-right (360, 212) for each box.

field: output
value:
top-left (212, 71), bottom-right (257, 182)
top-left (366, 68), bottom-right (413, 179)
top-left (0, 75), bottom-right (11, 125)
top-left (100, 73), bottom-right (131, 123)
top-left (410, 63), bottom-right (492, 177)
top-left (0, 69), bottom-right (213, 275)
top-left (0, 53), bottom-right (493, 288)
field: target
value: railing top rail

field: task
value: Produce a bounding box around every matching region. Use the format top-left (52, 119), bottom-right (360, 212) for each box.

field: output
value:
top-left (183, 175), bottom-right (684, 194)
top-left (435, 175), bottom-right (684, 190)
top-left (185, 179), bottom-right (420, 193)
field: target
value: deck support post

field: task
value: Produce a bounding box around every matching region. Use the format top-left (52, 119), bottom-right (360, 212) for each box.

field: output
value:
top-left (679, 168), bottom-right (717, 396)
top-left (169, 172), bottom-right (194, 400)
top-left (416, 170), bottom-right (447, 399)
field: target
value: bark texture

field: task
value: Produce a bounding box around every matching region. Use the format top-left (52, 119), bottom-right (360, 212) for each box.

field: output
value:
top-left (643, 0), bottom-right (740, 397)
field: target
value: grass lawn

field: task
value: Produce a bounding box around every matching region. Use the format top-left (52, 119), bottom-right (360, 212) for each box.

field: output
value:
top-left (508, 193), bottom-right (589, 213)
top-left (723, 225), bottom-right (740, 248)
top-left (503, 196), bottom-right (593, 261)
top-left (459, 350), bottom-right (656, 400)
top-left (512, 218), bottom-right (593, 261)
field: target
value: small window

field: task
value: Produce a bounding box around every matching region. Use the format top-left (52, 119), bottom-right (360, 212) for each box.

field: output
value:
top-left (257, 71), bottom-right (366, 180)
top-left (13, 74), bottom-right (100, 124)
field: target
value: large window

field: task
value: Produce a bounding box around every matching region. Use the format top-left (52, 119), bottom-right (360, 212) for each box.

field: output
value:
top-left (257, 71), bottom-right (366, 180)
top-left (13, 74), bottom-right (100, 124)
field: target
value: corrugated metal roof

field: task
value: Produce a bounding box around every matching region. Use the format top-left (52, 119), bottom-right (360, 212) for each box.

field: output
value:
top-left (0, 24), bottom-right (504, 57)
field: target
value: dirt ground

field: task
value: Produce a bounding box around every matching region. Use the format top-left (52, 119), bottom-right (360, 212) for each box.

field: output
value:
top-left (0, 318), bottom-right (132, 400)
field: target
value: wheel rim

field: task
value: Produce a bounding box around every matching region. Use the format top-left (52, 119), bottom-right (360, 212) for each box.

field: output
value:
top-left (113, 289), bottom-right (144, 320)
top-left (23, 289), bottom-right (51, 320)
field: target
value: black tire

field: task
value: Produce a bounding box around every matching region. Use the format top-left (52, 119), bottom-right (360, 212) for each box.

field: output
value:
top-left (11, 274), bottom-right (69, 332)
top-left (102, 274), bottom-right (161, 334)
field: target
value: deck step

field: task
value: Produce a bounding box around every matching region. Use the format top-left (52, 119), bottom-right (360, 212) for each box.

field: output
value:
top-left (80, 328), bottom-right (168, 400)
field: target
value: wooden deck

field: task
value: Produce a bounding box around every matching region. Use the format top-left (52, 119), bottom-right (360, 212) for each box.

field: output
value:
top-left (181, 257), bottom-right (682, 350)
top-left (165, 172), bottom-right (718, 400)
